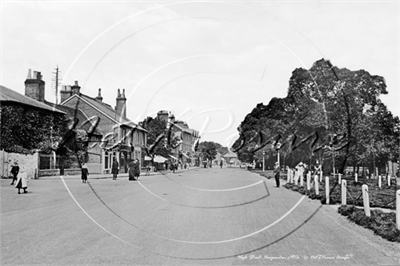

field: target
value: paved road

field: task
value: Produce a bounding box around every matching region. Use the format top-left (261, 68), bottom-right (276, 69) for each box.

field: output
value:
top-left (1, 167), bottom-right (399, 265)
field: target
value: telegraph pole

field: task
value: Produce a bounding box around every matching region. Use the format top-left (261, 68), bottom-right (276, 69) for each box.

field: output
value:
top-left (52, 66), bottom-right (61, 104)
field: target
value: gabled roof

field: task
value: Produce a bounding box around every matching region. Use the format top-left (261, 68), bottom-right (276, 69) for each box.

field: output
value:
top-left (0, 85), bottom-right (65, 114)
top-left (45, 101), bottom-right (102, 136)
top-left (61, 93), bottom-right (147, 132)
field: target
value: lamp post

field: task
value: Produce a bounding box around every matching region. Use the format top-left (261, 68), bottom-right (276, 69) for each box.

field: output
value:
top-left (276, 142), bottom-right (281, 167)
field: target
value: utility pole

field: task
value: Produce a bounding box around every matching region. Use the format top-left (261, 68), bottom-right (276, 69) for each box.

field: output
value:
top-left (52, 66), bottom-right (61, 104)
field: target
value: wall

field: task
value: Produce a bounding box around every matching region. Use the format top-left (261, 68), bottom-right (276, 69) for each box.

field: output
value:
top-left (0, 150), bottom-right (39, 179)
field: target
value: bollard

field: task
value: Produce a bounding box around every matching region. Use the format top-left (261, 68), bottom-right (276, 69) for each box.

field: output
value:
top-left (355, 173), bottom-right (358, 183)
top-left (325, 176), bottom-right (330, 204)
top-left (378, 175), bottom-right (382, 188)
top-left (362, 184), bottom-right (370, 217)
top-left (314, 175), bottom-right (319, 195)
top-left (341, 179), bottom-right (347, 206)
top-left (287, 169), bottom-right (290, 183)
top-left (338, 173), bottom-right (342, 185)
top-left (306, 172), bottom-right (311, 190)
top-left (387, 175), bottom-right (391, 187)
top-left (300, 172), bottom-right (304, 187)
top-left (396, 190), bottom-right (400, 230)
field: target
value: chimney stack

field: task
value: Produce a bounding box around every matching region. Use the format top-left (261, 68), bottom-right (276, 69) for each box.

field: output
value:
top-left (60, 85), bottom-right (72, 103)
top-left (95, 88), bottom-right (103, 102)
top-left (115, 88), bottom-right (127, 118)
top-left (71, 80), bottom-right (81, 95)
top-left (25, 69), bottom-right (45, 102)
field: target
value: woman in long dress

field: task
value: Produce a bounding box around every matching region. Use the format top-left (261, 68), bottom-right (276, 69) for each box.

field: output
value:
top-left (111, 158), bottom-right (119, 180)
top-left (128, 160), bottom-right (137, 181)
top-left (81, 163), bottom-right (89, 183)
top-left (15, 172), bottom-right (28, 194)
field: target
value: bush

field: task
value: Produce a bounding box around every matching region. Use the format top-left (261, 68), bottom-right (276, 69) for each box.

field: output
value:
top-left (338, 206), bottom-right (400, 242)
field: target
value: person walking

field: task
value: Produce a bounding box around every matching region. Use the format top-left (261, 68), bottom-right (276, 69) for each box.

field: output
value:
top-left (220, 160), bottom-right (223, 169)
top-left (15, 172), bottom-right (28, 194)
top-left (81, 163), bottom-right (89, 183)
top-left (10, 161), bottom-right (19, 185)
top-left (128, 159), bottom-right (140, 181)
top-left (111, 158), bottom-right (119, 180)
top-left (274, 161), bottom-right (281, 188)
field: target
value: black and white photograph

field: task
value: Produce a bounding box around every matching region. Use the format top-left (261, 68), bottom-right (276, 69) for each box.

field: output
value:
top-left (1, 0), bottom-right (399, 265)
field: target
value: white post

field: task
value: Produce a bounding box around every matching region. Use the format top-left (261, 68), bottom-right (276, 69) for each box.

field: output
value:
top-left (338, 173), bottom-right (342, 185)
top-left (325, 176), bottom-right (330, 204)
top-left (387, 175), bottom-right (391, 187)
top-left (294, 171), bottom-right (298, 185)
top-left (396, 190), bottom-right (400, 230)
top-left (378, 175), bottom-right (382, 188)
top-left (300, 172), bottom-right (304, 187)
top-left (362, 184), bottom-right (370, 217)
top-left (287, 169), bottom-right (290, 183)
top-left (314, 175), bottom-right (319, 195)
top-left (320, 171), bottom-right (323, 183)
top-left (341, 179), bottom-right (347, 206)
top-left (355, 173), bottom-right (358, 183)
top-left (306, 172), bottom-right (311, 190)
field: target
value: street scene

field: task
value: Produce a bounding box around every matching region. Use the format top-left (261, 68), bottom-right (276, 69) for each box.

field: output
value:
top-left (1, 1), bottom-right (400, 266)
top-left (1, 168), bottom-right (399, 265)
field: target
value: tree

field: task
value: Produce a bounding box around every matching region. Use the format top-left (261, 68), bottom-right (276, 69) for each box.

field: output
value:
top-left (197, 141), bottom-right (220, 161)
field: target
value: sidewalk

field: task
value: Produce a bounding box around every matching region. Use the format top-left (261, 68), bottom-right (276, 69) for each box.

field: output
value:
top-left (38, 167), bottom-right (199, 180)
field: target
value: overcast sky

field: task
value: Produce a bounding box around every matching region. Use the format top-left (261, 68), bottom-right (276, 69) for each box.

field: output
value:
top-left (1, 1), bottom-right (398, 147)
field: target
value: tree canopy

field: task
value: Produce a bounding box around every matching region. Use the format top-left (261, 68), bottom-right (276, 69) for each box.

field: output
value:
top-left (233, 59), bottom-right (399, 174)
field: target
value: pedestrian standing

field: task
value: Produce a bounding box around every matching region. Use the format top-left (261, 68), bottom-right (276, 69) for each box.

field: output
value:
top-left (220, 160), bottom-right (223, 168)
top-left (134, 159), bottom-right (141, 180)
top-left (274, 161), bottom-right (281, 188)
top-left (10, 161), bottom-right (19, 185)
top-left (128, 159), bottom-right (138, 181)
top-left (15, 172), bottom-right (28, 194)
top-left (111, 158), bottom-right (119, 180)
top-left (81, 163), bottom-right (89, 183)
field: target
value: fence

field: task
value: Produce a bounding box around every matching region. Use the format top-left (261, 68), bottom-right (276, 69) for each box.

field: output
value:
top-left (285, 169), bottom-right (399, 230)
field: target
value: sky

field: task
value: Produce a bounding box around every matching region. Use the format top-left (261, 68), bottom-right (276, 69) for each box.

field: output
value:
top-left (1, 0), bottom-right (398, 148)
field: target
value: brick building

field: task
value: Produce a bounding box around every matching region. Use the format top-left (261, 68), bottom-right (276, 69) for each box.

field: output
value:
top-left (59, 85), bottom-right (147, 173)
top-left (156, 110), bottom-right (199, 165)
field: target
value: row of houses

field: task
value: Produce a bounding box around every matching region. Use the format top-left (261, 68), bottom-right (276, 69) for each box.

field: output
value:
top-left (0, 69), bottom-right (199, 177)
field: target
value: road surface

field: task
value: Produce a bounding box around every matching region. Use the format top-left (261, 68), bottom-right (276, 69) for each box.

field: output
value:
top-left (1, 167), bottom-right (399, 265)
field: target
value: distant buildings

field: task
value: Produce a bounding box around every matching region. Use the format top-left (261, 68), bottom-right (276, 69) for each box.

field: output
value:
top-left (156, 110), bottom-right (200, 165)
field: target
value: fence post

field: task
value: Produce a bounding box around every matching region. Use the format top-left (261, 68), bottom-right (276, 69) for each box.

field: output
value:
top-left (325, 176), bottom-right (330, 204)
top-left (306, 172), bottom-right (311, 190)
top-left (362, 184), bottom-right (370, 217)
top-left (300, 172), bottom-right (304, 187)
top-left (338, 173), bottom-right (342, 185)
top-left (341, 179), bottom-right (347, 206)
top-left (314, 175), bottom-right (319, 195)
top-left (387, 175), bottom-right (391, 187)
top-left (319, 171), bottom-right (323, 183)
top-left (355, 173), bottom-right (358, 183)
top-left (378, 175), bottom-right (382, 188)
top-left (396, 190), bottom-right (400, 230)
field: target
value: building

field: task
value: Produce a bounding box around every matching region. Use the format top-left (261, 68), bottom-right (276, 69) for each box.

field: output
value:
top-left (0, 76), bottom-right (66, 178)
top-left (59, 85), bottom-right (147, 173)
top-left (156, 110), bottom-right (200, 165)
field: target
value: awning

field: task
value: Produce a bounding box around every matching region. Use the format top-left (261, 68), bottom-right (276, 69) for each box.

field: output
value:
top-left (154, 155), bottom-right (167, 163)
top-left (169, 155), bottom-right (178, 160)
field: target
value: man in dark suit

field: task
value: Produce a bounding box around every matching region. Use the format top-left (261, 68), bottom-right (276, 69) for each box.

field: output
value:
top-left (274, 162), bottom-right (281, 187)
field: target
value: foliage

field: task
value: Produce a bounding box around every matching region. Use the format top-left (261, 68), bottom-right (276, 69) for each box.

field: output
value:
top-left (1, 104), bottom-right (64, 154)
top-left (338, 206), bottom-right (400, 242)
top-left (198, 141), bottom-right (220, 161)
top-left (234, 59), bottom-right (399, 174)
top-left (140, 117), bottom-right (175, 158)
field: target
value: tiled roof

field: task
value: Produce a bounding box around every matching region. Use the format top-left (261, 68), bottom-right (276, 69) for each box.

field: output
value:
top-left (62, 93), bottom-right (147, 132)
top-left (45, 101), bottom-right (102, 136)
top-left (0, 85), bottom-right (65, 114)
